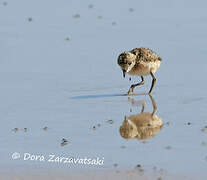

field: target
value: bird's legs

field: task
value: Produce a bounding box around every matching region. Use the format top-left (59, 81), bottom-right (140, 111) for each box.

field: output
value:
top-left (149, 72), bottom-right (157, 94)
top-left (128, 76), bottom-right (145, 94)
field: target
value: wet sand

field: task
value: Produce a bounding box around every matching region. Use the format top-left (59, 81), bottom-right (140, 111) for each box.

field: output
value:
top-left (1, 0), bottom-right (207, 179)
top-left (0, 167), bottom-right (200, 180)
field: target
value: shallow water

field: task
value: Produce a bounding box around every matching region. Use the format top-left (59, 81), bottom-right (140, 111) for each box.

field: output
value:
top-left (0, 0), bottom-right (207, 178)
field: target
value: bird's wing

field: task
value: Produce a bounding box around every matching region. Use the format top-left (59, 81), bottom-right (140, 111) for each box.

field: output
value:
top-left (131, 48), bottom-right (161, 62)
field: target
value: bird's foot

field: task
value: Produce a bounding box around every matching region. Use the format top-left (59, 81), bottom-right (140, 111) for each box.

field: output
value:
top-left (127, 87), bottom-right (134, 95)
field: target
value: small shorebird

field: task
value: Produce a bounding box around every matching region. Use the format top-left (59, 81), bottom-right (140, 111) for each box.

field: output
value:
top-left (117, 47), bottom-right (161, 94)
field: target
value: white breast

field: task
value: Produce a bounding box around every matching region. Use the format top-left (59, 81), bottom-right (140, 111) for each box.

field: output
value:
top-left (128, 61), bottom-right (161, 76)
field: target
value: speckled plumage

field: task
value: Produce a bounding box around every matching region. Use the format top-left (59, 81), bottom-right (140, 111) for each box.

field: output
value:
top-left (130, 48), bottom-right (161, 62)
top-left (117, 47), bottom-right (162, 94)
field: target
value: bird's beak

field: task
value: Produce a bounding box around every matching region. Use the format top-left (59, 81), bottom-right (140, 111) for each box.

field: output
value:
top-left (123, 70), bottom-right (126, 78)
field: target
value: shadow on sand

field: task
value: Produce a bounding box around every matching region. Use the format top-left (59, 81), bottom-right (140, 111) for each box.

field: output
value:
top-left (71, 93), bottom-right (147, 99)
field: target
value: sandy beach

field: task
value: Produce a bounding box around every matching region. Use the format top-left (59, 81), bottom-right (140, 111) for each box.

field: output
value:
top-left (0, 0), bottom-right (207, 179)
top-left (0, 166), bottom-right (202, 180)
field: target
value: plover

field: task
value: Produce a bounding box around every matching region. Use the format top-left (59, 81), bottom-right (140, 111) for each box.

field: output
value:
top-left (117, 47), bottom-right (161, 94)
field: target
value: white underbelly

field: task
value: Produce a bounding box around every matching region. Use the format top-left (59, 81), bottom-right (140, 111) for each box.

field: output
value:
top-left (128, 61), bottom-right (161, 76)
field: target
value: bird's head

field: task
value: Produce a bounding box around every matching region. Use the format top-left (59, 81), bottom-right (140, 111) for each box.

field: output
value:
top-left (117, 52), bottom-right (136, 78)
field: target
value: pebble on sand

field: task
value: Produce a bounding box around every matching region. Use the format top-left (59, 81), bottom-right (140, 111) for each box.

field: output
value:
top-left (120, 145), bottom-right (126, 149)
top-left (28, 17), bottom-right (33, 22)
top-left (135, 165), bottom-right (144, 173)
top-left (113, 163), bottom-right (118, 167)
top-left (129, 8), bottom-right (134, 12)
top-left (65, 37), bottom-right (71, 41)
top-left (112, 21), bottom-right (117, 26)
top-left (43, 127), bottom-right (48, 131)
top-left (153, 166), bottom-right (157, 171)
top-left (165, 146), bottom-right (172, 150)
top-left (3, 2), bottom-right (7, 6)
top-left (61, 138), bottom-right (68, 146)
top-left (201, 128), bottom-right (207, 133)
top-left (88, 4), bottom-right (94, 9)
top-left (166, 121), bottom-right (170, 126)
top-left (97, 16), bottom-right (103, 19)
top-left (12, 128), bottom-right (18, 133)
top-left (107, 120), bottom-right (114, 124)
top-left (73, 14), bottom-right (80, 18)
top-left (136, 164), bottom-right (141, 168)
top-left (201, 141), bottom-right (207, 146)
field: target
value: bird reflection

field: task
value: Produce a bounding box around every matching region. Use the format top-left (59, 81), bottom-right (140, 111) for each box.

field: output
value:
top-left (120, 95), bottom-right (163, 140)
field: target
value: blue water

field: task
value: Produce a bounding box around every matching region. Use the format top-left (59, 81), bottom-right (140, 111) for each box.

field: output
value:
top-left (0, 0), bottom-right (207, 178)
